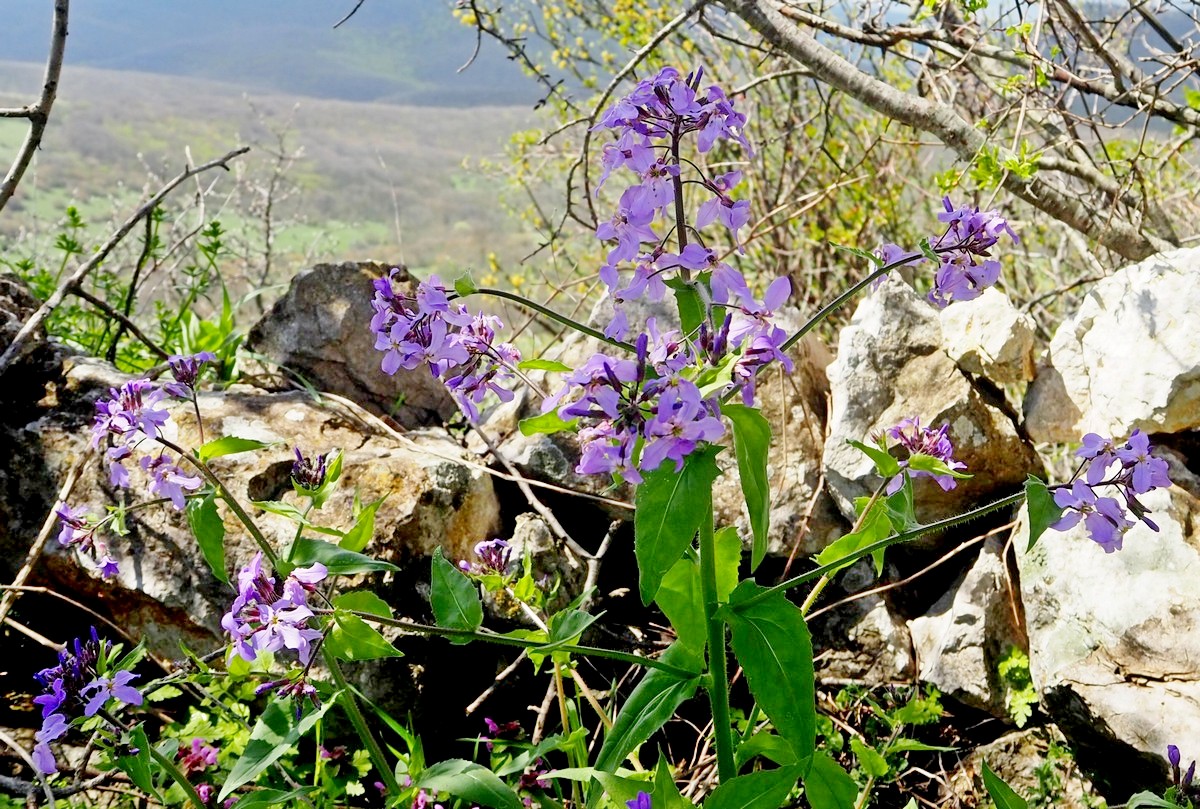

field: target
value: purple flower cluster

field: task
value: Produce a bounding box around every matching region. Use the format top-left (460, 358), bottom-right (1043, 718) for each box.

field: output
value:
top-left (177, 737), bottom-right (219, 776)
top-left (875, 197), bottom-right (1018, 308)
top-left (164, 351), bottom-right (216, 398)
top-left (543, 327), bottom-right (725, 483)
top-left (884, 417), bottom-right (967, 493)
top-left (371, 270), bottom-right (521, 421)
top-left (1169, 744), bottom-right (1197, 797)
top-left (54, 502), bottom-right (119, 578)
top-left (30, 629), bottom-right (143, 775)
top-left (222, 552), bottom-right (328, 666)
top-left (1050, 430), bottom-right (1172, 553)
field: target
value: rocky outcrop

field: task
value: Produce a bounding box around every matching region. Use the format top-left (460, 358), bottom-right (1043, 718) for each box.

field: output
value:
top-left (823, 276), bottom-right (1041, 525)
top-left (1024, 247), bottom-right (1200, 442)
top-left (245, 261), bottom-right (458, 428)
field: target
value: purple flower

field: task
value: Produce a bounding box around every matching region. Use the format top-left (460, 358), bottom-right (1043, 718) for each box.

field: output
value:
top-left (468, 538), bottom-right (512, 575)
top-left (165, 351), bottom-right (217, 397)
top-left (627, 792), bottom-right (652, 809)
top-left (730, 326), bottom-right (794, 405)
top-left (1051, 481), bottom-right (1132, 553)
top-left (884, 417), bottom-right (967, 494)
top-left (595, 187), bottom-right (658, 265)
top-left (1115, 430), bottom-right (1172, 494)
top-left (83, 670), bottom-right (143, 717)
top-left (178, 737), bottom-right (219, 775)
top-left (291, 447), bottom-right (329, 491)
top-left (222, 553), bottom-right (328, 666)
top-left (870, 243), bottom-right (926, 289)
top-left (641, 383), bottom-right (724, 472)
top-left (928, 252), bottom-right (1002, 308)
top-left (91, 379), bottom-right (171, 447)
top-left (140, 454), bottom-right (202, 509)
top-left (54, 502), bottom-right (120, 578)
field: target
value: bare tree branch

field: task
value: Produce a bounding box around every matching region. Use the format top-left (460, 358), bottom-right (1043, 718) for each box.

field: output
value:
top-left (0, 147), bottom-right (251, 377)
top-left (720, 0), bottom-right (1171, 260)
top-left (0, 0), bottom-right (69, 214)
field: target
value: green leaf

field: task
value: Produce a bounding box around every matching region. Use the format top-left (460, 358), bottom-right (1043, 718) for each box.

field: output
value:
top-left (735, 731), bottom-right (798, 770)
top-left (906, 452), bottom-right (971, 480)
top-left (519, 410), bottom-right (578, 436)
top-left (705, 766), bottom-right (801, 809)
top-left (666, 277), bottom-right (705, 334)
top-left (326, 610), bottom-right (402, 660)
top-left (634, 446), bottom-right (721, 605)
top-left (814, 500), bottom-right (891, 576)
top-left (289, 537), bottom-right (398, 574)
top-left (333, 590), bottom-right (393, 618)
top-left (186, 492), bottom-right (228, 584)
top-left (1023, 476), bottom-right (1063, 551)
top-left (804, 752), bottom-right (857, 809)
top-left (340, 496), bottom-right (385, 552)
top-left (1125, 792), bottom-right (1180, 809)
top-left (454, 274), bottom-right (478, 297)
top-left (232, 788), bottom-right (316, 808)
top-left (832, 242), bottom-right (885, 266)
top-left (253, 501), bottom-right (344, 537)
top-left (981, 760), bottom-right (1028, 809)
top-left (197, 436), bottom-right (274, 462)
top-left (847, 438), bottom-right (901, 479)
top-left (219, 697), bottom-right (335, 800)
top-left (728, 581), bottom-right (815, 762)
top-left (652, 756), bottom-right (694, 809)
top-left (713, 526), bottom-right (741, 603)
top-left (885, 738), bottom-right (954, 754)
top-left (595, 643), bottom-right (702, 772)
top-left (417, 759), bottom-right (523, 809)
top-left (430, 547), bottom-right (483, 640)
top-left (546, 608), bottom-right (599, 647)
top-left (116, 724), bottom-right (159, 800)
top-left (724, 404), bottom-right (772, 570)
top-left (850, 738), bottom-right (889, 777)
top-left (656, 555), bottom-right (706, 657)
top-left (518, 358), bottom-right (572, 372)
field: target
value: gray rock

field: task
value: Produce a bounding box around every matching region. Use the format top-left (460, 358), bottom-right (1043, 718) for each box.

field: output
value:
top-left (908, 536), bottom-right (1026, 717)
top-left (823, 276), bottom-right (1042, 525)
top-left (945, 726), bottom-right (1104, 808)
top-left (938, 287), bottom-right (1037, 385)
top-left (1015, 478), bottom-right (1200, 788)
top-left (245, 261), bottom-right (457, 428)
top-left (812, 560), bottom-right (914, 684)
top-left (1026, 247), bottom-right (1200, 440)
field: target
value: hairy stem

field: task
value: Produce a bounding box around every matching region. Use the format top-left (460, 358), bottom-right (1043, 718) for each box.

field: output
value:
top-left (799, 482), bottom-right (886, 617)
top-left (147, 743), bottom-right (208, 809)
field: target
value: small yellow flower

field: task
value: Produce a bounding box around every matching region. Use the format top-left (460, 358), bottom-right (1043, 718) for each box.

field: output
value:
top-left (509, 274), bottom-right (526, 289)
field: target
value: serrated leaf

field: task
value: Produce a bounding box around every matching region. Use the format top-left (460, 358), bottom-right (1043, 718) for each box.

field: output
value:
top-left (289, 537), bottom-right (397, 574)
top-left (724, 404), bottom-right (772, 570)
top-left (850, 738), bottom-right (889, 777)
top-left (186, 492), bottom-right (228, 584)
top-left (340, 496), bottom-right (385, 552)
top-left (326, 610), bottom-right (402, 661)
top-left (546, 608), bottom-right (598, 648)
top-left (981, 760), bottom-right (1028, 809)
top-left (116, 724), bottom-right (159, 800)
top-left (197, 436), bottom-right (274, 462)
top-left (219, 698), bottom-right (335, 801)
top-left (705, 766), bottom-right (801, 809)
top-left (847, 439), bottom-right (901, 479)
top-left (656, 555), bottom-right (706, 657)
top-left (804, 752), bottom-right (857, 809)
top-left (519, 410), bottom-right (578, 436)
top-left (518, 358), bottom-right (572, 372)
top-left (814, 500), bottom-right (891, 576)
top-left (595, 643), bottom-right (702, 772)
top-left (728, 581), bottom-right (815, 762)
top-left (1023, 476), bottom-right (1063, 551)
top-left (417, 759), bottom-right (522, 809)
top-left (430, 547), bottom-right (483, 641)
top-left (634, 446), bottom-right (721, 605)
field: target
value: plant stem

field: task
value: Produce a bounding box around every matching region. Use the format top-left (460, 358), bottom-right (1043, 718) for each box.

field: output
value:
top-left (324, 650), bottom-right (401, 796)
top-left (800, 483), bottom-right (886, 618)
top-left (699, 507), bottom-right (736, 782)
top-left (781, 253), bottom-right (921, 353)
top-left (345, 610), bottom-right (698, 678)
top-left (147, 743), bottom-right (208, 809)
top-left (737, 491), bottom-right (1026, 612)
top-left (467, 287), bottom-right (636, 353)
top-left (158, 437), bottom-right (278, 566)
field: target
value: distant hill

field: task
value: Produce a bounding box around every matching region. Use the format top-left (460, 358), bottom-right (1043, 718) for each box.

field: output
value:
top-left (1, 0), bottom-right (541, 106)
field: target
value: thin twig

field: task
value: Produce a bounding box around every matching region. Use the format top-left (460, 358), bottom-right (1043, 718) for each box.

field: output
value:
top-left (70, 287), bottom-right (170, 361)
top-left (0, 0), bottom-right (69, 215)
top-left (0, 146), bottom-right (250, 377)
